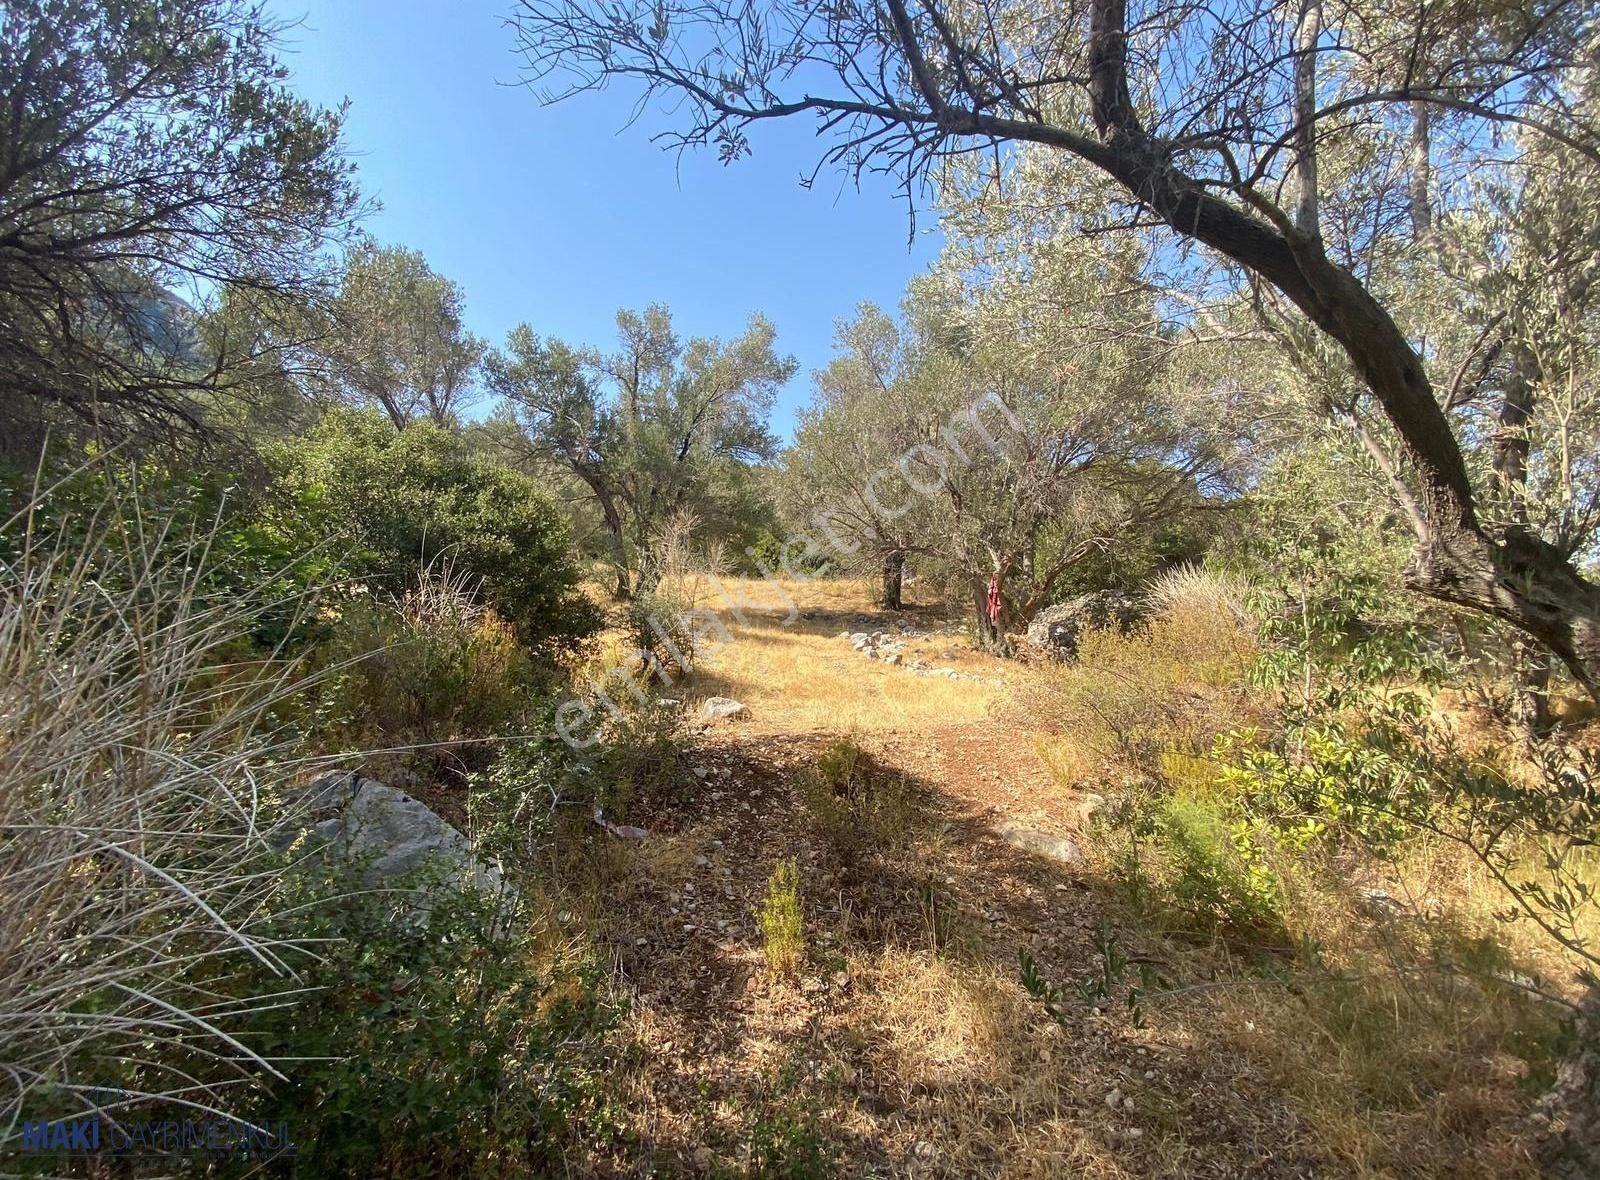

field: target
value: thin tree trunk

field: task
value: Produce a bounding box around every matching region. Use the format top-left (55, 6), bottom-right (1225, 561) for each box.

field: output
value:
top-left (1495, 350), bottom-right (1552, 729)
top-left (1510, 635), bottom-right (1553, 731)
top-left (578, 466), bottom-right (631, 599)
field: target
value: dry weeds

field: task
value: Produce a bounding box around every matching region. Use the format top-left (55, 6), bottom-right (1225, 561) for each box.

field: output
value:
top-left (555, 575), bottom-right (1570, 1177)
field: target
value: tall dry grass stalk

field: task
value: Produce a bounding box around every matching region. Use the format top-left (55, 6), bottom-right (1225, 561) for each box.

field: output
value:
top-left (0, 478), bottom-right (326, 1130)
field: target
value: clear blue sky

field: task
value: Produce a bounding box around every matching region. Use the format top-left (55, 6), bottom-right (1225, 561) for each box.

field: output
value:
top-left (268, 0), bottom-right (941, 438)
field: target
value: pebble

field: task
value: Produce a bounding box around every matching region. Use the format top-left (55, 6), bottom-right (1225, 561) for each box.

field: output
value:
top-left (1105, 1088), bottom-right (1124, 1108)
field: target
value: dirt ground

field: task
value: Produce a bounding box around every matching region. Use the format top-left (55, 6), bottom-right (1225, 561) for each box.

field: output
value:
top-left (560, 578), bottom-right (1543, 1178)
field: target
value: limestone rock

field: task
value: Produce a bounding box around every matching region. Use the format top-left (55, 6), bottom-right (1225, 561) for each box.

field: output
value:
top-left (1024, 591), bottom-right (1146, 660)
top-left (288, 772), bottom-right (507, 899)
top-left (701, 696), bottom-right (748, 720)
top-left (991, 818), bottom-right (1083, 866)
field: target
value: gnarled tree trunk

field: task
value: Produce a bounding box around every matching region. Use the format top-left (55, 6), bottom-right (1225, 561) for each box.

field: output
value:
top-left (878, 549), bottom-right (904, 611)
top-left (970, 574), bottom-right (1012, 656)
top-left (1076, 0), bottom-right (1600, 700)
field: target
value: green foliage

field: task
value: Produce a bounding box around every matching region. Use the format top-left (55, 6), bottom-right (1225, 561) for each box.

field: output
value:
top-left (309, 572), bottom-right (541, 781)
top-left (487, 305), bottom-right (794, 595)
top-left (250, 877), bottom-right (617, 1178)
top-left (758, 858), bottom-right (805, 976)
top-left (1156, 792), bottom-right (1287, 945)
top-left (742, 1056), bottom-right (838, 1179)
top-left (320, 242), bottom-right (486, 428)
top-left (282, 410), bottom-right (599, 652)
top-left (468, 684), bottom-right (685, 879)
top-left (1226, 439), bottom-right (1446, 694)
top-left (0, 0), bottom-right (358, 449)
top-left (1, 453), bottom-right (343, 652)
top-left (628, 586), bottom-right (700, 673)
top-left (746, 528), bottom-right (830, 577)
top-left (1099, 779), bottom-right (1291, 949)
top-left (798, 736), bottom-right (918, 866)
top-left (1020, 918), bottom-right (1164, 1029)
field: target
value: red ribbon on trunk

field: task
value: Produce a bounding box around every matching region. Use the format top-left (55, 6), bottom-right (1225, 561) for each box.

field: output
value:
top-left (985, 574), bottom-right (1002, 622)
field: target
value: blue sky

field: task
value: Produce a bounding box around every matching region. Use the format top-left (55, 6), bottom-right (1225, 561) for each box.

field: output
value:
top-left (268, 0), bottom-right (941, 438)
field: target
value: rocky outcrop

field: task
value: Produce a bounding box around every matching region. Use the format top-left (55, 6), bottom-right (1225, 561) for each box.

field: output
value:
top-left (286, 772), bottom-right (507, 899)
top-left (701, 696), bottom-right (748, 720)
top-left (1024, 591), bottom-right (1146, 660)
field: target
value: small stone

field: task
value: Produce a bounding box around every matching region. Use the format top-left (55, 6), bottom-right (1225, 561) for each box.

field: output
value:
top-left (1127, 1127), bottom-right (1143, 1139)
top-left (635, 937), bottom-right (648, 946)
top-left (701, 696), bottom-right (747, 720)
top-left (1144, 1069), bottom-right (1155, 1080)
top-left (694, 855), bottom-right (709, 867)
top-left (1105, 1088), bottom-right (1123, 1108)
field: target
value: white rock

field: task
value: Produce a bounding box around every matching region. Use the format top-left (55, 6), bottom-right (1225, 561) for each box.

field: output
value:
top-left (991, 818), bottom-right (1084, 866)
top-left (701, 696), bottom-right (748, 720)
top-left (290, 773), bottom-right (507, 907)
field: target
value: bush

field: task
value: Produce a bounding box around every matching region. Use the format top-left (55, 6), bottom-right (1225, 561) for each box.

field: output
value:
top-left (799, 736), bottom-right (918, 866)
top-left (743, 1055), bottom-right (838, 1178)
top-left (759, 859), bottom-right (805, 976)
top-left (1021, 568), bottom-right (1261, 783)
top-left (1, 451), bottom-right (345, 653)
top-left (248, 875), bottom-right (617, 1178)
top-left (310, 568), bottom-right (543, 785)
top-left (281, 410), bottom-right (599, 654)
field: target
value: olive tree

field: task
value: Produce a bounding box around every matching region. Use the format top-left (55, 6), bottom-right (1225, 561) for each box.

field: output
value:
top-left (486, 304), bottom-right (795, 595)
top-left (508, 0), bottom-right (1600, 697)
top-left (0, 0), bottom-right (359, 451)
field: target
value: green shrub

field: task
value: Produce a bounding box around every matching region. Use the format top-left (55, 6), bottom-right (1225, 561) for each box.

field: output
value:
top-left (2, 450), bottom-right (344, 653)
top-left (759, 859), bottom-right (805, 976)
top-left (743, 1055), bottom-right (838, 1178)
top-left (628, 586), bottom-right (700, 675)
top-left (249, 876), bottom-right (617, 1178)
top-left (310, 570), bottom-right (542, 784)
top-left (280, 410), bottom-right (599, 654)
top-left (1156, 792), bottom-right (1287, 946)
top-left (799, 736), bottom-right (918, 865)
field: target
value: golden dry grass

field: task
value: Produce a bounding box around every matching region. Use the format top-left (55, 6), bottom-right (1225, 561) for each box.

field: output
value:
top-left (566, 573), bottom-right (1584, 1177)
top-left (674, 575), bottom-right (1009, 734)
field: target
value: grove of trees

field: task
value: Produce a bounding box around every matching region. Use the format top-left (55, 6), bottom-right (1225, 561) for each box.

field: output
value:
top-left (6, 0), bottom-right (1600, 1173)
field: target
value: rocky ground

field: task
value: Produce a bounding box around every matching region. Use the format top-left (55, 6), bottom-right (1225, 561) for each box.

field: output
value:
top-left (560, 586), bottom-right (1347, 1178)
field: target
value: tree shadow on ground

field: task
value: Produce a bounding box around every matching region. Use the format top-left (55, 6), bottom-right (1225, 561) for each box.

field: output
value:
top-left (564, 732), bottom-right (1337, 1178)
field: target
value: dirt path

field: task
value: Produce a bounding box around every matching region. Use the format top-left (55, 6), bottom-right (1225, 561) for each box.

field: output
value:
top-left (566, 580), bottom-right (1324, 1177)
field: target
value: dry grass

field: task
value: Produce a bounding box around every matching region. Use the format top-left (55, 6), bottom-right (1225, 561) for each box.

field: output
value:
top-left (671, 575), bottom-right (1007, 733)
top-left (0, 485), bottom-right (325, 1127)
top-left (562, 572), bottom-right (1584, 1176)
